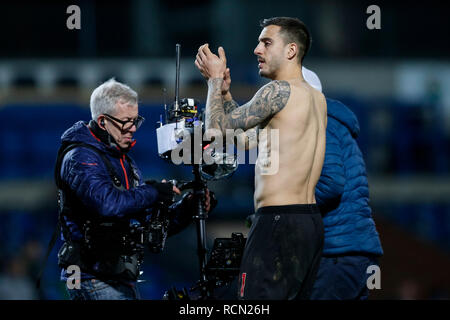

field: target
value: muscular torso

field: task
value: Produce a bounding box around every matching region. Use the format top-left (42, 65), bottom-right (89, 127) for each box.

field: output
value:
top-left (254, 79), bottom-right (327, 210)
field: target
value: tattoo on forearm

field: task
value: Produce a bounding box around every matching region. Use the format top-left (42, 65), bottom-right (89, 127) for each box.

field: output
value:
top-left (205, 79), bottom-right (291, 133)
top-left (205, 78), bottom-right (224, 131)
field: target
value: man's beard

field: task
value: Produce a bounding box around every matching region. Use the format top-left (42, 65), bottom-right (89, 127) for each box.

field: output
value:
top-left (258, 58), bottom-right (281, 79)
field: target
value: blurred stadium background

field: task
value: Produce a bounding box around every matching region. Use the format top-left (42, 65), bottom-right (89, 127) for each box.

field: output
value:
top-left (0, 0), bottom-right (449, 300)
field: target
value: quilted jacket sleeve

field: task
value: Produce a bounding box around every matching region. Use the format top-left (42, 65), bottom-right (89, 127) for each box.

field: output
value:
top-left (315, 120), bottom-right (345, 207)
top-left (60, 147), bottom-right (159, 218)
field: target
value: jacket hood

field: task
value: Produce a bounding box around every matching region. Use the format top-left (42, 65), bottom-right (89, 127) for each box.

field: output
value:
top-left (326, 98), bottom-right (360, 138)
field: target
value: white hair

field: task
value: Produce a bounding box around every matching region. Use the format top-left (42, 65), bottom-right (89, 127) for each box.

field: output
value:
top-left (90, 78), bottom-right (138, 120)
top-left (302, 66), bottom-right (322, 92)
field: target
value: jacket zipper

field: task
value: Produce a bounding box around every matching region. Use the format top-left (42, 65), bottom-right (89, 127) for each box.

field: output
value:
top-left (119, 155), bottom-right (130, 190)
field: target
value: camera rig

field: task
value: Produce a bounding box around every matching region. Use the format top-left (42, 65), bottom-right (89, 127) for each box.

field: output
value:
top-left (155, 44), bottom-right (245, 300)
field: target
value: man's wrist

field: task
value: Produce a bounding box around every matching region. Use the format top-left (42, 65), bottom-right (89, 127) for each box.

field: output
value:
top-left (208, 77), bottom-right (224, 88)
top-left (222, 91), bottom-right (232, 102)
top-left (208, 76), bottom-right (223, 82)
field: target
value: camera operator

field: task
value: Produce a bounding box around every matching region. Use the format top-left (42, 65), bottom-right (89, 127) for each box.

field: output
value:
top-left (55, 78), bottom-right (211, 300)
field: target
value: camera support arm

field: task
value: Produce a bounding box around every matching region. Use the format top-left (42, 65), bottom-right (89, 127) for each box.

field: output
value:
top-left (176, 166), bottom-right (211, 298)
top-left (192, 164), bottom-right (210, 298)
top-left (178, 166), bottom-right (211, 298)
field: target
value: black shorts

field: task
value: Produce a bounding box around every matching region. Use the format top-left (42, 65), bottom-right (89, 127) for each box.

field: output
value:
top-left (238, 204), bottom-right (324, 300)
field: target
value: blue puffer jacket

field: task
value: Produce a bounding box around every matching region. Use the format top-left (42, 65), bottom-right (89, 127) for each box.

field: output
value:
top-left (59, 121), bottom-right (159, 241)
top-left (315, 98), bottom-right (383, 256)
top-left (58, 121), bottom-right (197, 282)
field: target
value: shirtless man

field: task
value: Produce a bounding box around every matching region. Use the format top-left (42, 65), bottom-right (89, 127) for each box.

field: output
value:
top-left (195, 17), bottom-right (327, 300)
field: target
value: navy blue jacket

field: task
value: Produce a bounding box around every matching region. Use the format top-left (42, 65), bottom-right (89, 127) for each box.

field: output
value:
top-left (58, 121), bottom-right (197, 281)
top-left (59, 121), bottom-right (160, 241)
top-left (315, 99), bottom-right (383, 256)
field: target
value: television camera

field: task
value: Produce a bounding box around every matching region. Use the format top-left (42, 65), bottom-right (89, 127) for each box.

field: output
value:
top-left (154, 44), bottom-right (245, 300)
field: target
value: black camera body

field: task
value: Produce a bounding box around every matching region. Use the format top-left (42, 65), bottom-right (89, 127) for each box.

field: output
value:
top-left (206, 233), bottom-right (246, 282)
top-left (146, 204), bottom-right (171, 254)
top-left (83, 220), bottom-right (146, 256)
top-left (82, 201), bottom-right (173, 257)
top-left (163, 232), bottom-right (247, 300)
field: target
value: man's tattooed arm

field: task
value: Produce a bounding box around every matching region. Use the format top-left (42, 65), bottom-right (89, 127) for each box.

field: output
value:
top-left (223, 99), bottom-right (239, 114)
top-left (223, 94), bottom-right (258, 149)
top-left (205, 79), bottom-right (291, 133)
top-left (205, 78), bottom-right (225, 131)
